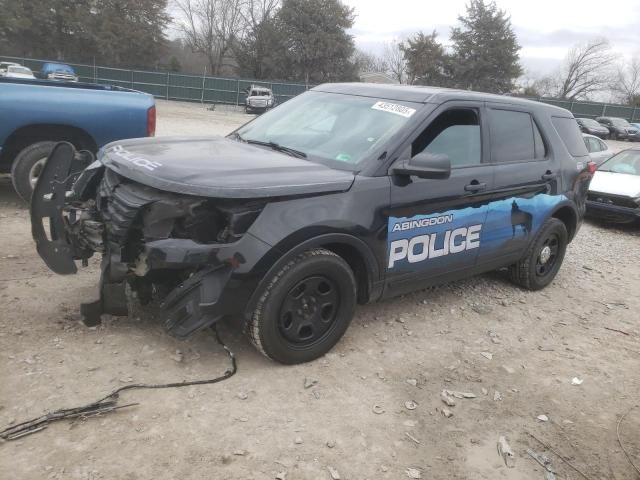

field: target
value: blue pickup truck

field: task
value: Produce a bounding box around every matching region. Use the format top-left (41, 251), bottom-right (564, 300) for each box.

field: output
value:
top-left (0, 77), bottom-right (156, 200)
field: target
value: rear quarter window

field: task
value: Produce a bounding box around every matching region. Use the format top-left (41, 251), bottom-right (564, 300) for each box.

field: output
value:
top-left (551, 117), bottom-right (589, 157)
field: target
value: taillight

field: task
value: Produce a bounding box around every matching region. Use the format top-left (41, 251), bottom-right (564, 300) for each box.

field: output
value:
top-left (147, 105), bottom-right (156, 137)
top-left (587, 161), bottom-right (597, 174)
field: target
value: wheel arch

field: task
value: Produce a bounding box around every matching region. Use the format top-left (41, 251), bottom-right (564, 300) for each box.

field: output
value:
top-left (550, 204), bottom-right (578, 241)
top-left (245, 233), bottom-right (381, 318)
top-left (2, 123), bottom-right (97, 171)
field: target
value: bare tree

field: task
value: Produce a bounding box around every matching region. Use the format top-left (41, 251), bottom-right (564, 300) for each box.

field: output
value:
top-left (175, 0), bottom-right (247, 75)
top-left (611, 55), bottom-right (640, 105)
top-left (552, 38), bottom-right (616, 100)
top-left (242, 0), bottom-right (279, 27)
top-left (353, 49), bottom-right (387, 74)
top-left (383, 39), bottom-right (406, 83)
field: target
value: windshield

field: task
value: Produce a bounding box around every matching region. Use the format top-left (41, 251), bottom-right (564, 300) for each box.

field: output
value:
top-left (234, 91), bottom-right (419, 169)
top-left (599, 150), bottom-right (640, 175)
top-left (579, 118), bottom-right (601, 127)
top-left (611, 118), bottom-right (631, 127)
top-left (52, 64), bottom-right (73, 73)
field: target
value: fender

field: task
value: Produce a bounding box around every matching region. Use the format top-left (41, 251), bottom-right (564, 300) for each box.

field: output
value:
top-left (514, 199), bottom-right (578, 263)
top-left (245, 232), bottom-right (382, 318)
top-left (548, 200), bottom-right (579, 241)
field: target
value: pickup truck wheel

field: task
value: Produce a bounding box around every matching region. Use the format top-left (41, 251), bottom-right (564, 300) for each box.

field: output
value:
top-left (509, 218), bottom-right (568, 291)
top-left (11, 141), bottom-right (55, 202)
top-left (246, 248), bottom-right (357, 364)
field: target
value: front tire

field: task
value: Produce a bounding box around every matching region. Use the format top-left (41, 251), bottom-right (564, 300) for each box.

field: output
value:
top-left (509, 218), bottom-right (568, 291)
top-left (11, 141), bottom-right (56, 202)
top-left (245, 248), bottom-right (357, 364)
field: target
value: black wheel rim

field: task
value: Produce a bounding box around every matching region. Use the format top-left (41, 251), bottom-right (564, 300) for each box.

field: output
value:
top-left (535, 233), bottom-right (560, 277)
top-left (278, 275), bottom-right (340, 347)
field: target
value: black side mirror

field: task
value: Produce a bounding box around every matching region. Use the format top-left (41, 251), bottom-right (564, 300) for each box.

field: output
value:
top-left (391, 152), bottom-right (451, 180)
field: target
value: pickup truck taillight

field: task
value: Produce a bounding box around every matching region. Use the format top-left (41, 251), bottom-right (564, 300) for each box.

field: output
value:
top-left (147, 106), bottom-right (156, 137)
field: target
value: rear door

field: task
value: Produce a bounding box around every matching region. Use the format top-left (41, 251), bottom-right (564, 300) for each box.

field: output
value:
top-left (477, 104), bottom-right (564, 267)
top-left (384, 101), bottom-right (494, 296)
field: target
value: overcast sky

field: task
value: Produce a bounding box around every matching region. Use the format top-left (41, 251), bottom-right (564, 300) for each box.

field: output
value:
top-left (343, 0), bottom-right (640, 75)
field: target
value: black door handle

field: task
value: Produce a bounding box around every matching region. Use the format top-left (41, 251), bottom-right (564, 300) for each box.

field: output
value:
top-left (464, 182), bottom-right (487, 192)
top-left (542, 172), bottom-right (558, 180)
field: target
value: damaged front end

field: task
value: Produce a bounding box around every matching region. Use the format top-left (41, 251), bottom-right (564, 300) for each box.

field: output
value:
top-left (31, 142), bottom-right (269, 337)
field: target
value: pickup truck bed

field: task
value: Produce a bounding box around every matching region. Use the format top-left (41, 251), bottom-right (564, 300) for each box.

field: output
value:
top-left (0, 77), bottom-right (155, 200)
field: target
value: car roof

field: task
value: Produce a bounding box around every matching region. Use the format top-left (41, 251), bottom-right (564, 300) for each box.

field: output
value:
top-left (582, 133), bottom-right (604, 140)
top-left (311, 82), bottom-right (571, 114)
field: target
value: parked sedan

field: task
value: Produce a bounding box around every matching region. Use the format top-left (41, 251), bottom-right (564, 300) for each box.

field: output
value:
top-left (595, 116), bottom-right (639, 141)
top-left (587, 148), bottom-right (640, 223)
top-left (0, 65), bottom-right (36, 79)
top-left (582, 134), bottom-right (613, 166)
top-left (576, 118), bottom-right (609, 139)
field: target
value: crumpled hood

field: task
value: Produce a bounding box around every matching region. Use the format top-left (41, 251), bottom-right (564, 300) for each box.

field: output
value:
top-left (98, 136), bottom-right (355, 198)
top-left (589, 170), bottom-right (640, 198)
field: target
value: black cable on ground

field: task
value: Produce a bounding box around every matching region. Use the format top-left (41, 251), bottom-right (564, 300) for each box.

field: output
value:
top-left (0, 325), bottom-right (237, 441)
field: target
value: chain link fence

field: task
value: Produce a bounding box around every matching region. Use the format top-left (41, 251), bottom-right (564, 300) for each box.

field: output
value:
top-left (0, 55), bottom-right (310, 107)
top-left (2, 55), bottom-right (640, 122)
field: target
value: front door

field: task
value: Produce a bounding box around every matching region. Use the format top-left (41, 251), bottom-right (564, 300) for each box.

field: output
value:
top-left (384, 102), bottom-right (494, 296)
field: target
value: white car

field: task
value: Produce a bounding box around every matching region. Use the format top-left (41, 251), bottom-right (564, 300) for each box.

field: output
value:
top-left (582, 133), bottom-right (612, 166)
top-left (587, 148), bottom-right (640, 223)
top-left (0, 61), bottom-right (21, 73)
top-left (245, 86), bottom-right (275, 114)
top-left (0, 65), bottom-right (36, 79)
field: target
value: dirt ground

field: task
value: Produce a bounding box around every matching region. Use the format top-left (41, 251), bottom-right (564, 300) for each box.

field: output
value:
top-left (1, 100), bottom-right (639, 480)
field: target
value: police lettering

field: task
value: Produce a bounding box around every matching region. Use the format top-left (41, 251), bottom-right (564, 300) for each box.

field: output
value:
top-left (388, 224), bottom-right (482, 268)
top-left (391, 214), bottom-right (453, 232)
top-left (111, 144), bottom-right (162, 172)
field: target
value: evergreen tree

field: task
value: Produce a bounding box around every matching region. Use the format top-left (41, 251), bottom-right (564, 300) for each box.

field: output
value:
top-left (2, 0), bottom-right (93, 60)
top-left (276, 0), bottom-right (357, 83)
top-left (92, 0), bottom-right (171, 68)
top-left (401, 31), bottom-right (450, 86)
top-left (449, 0), bottom-right (522, 93)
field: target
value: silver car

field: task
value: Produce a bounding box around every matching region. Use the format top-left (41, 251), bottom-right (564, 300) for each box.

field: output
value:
top-left (245, 86), bottom-right (275, 114)
top-left (582, 134), bottom-right (612, 166)
top-left (587, 148), bottom-right (640, 223)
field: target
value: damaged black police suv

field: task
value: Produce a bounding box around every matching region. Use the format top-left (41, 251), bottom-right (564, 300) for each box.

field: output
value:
top-left (31, 84), bottom-right (595, 364)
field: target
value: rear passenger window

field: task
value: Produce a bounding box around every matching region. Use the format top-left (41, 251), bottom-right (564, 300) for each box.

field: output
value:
top-left (596, 138), bottom-right (607, 152)
top-left (551, 117), bottom-right (589, 157)
top-left (488, 109), bottom-right (536, 163)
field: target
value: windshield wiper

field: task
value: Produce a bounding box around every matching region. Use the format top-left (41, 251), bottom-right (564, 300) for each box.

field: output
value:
top-left (230, 133), bottom-right (307, 159)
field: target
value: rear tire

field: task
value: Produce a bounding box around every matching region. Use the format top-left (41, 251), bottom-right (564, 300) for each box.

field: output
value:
top-left (11, 141), bottom-right (56, 202)
top-left (245, 248), bottom-right (357, 364)
top-left (509, 218), bottom-right (568, 291)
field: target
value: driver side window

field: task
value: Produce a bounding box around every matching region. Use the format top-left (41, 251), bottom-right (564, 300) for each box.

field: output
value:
top-left (411, 109), bottom-right (481, 167)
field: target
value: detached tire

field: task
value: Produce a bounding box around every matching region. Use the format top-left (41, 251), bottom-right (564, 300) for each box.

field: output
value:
top-left (11, 141), bottom-right (55, 202)
top-left (246, 248), bottom-right (357, 364)
top-left (509, 218), bottom-right (568, 291)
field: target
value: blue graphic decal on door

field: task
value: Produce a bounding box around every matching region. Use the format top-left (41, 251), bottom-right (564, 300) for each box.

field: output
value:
top-left (387, 193), bottom-right (567, 272)
top-left (387, 205), bottom-right (488, 273)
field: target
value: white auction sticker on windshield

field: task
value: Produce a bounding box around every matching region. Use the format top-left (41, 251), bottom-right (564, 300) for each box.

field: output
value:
top-left (371, 101), bottom-right (416, 118)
